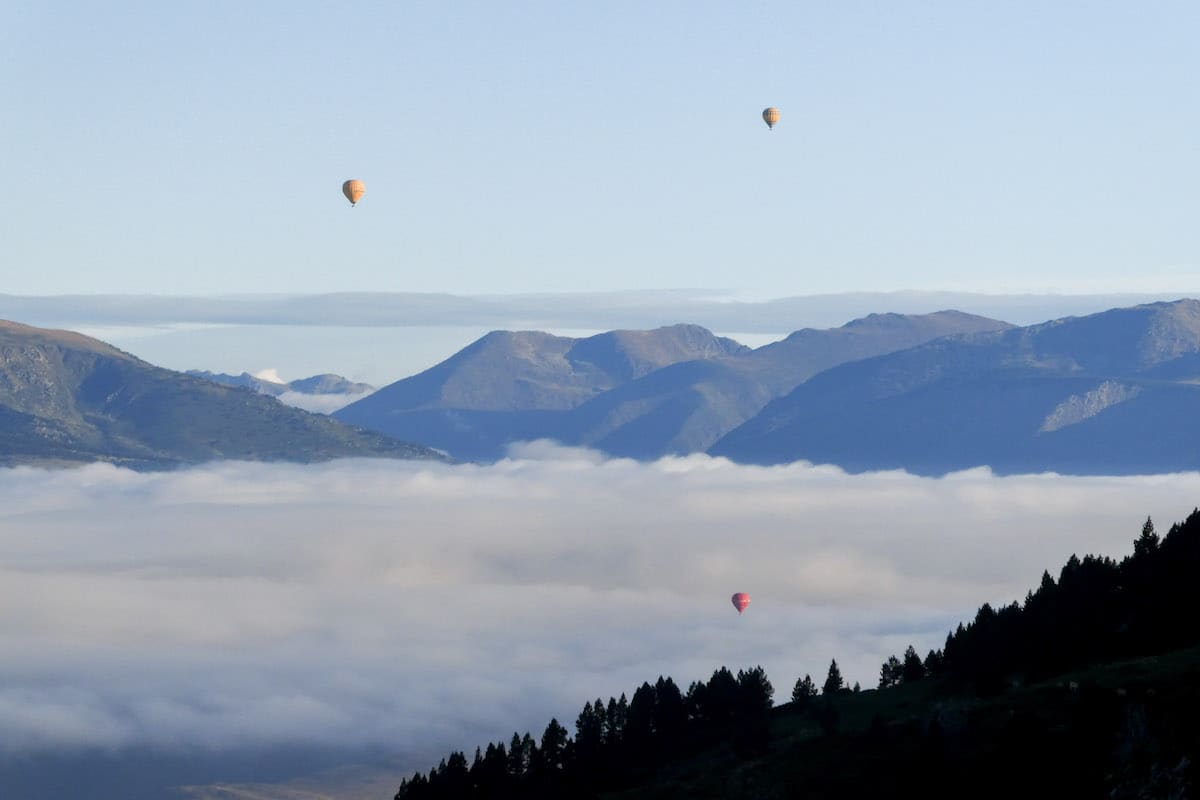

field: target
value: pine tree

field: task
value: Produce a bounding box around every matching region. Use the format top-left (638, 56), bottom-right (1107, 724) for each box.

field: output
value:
top-left (574, 700), bottom-right (604, 778)
top-left (394, 772), bottom-right (427, 800)
top-left (822, 659), bottom-right (845, 694)
top-left (734, 666), bottom-right (774, 755)
top-left (685, 680), bottom-right (705, 723)
top-left (507, 731), bottom-right (530, 779)
top-left (700, 667), bottom-right (740, 724)
top-left (879, 655), bottom-right (902, 689)
top-left (791, 673), bottom-right (818, 706)
top-left (902, 645), bottom-right (926, 682)
top-left (595, 697), bottom-right (608, 741)
top-left (537, 718), bottom-right (568, 774)
top-left (605, 694), bottom-right (627, 746)
top-left (1134, 516), bottom-right (1159, 558)
top-left (477, 742), bottom-right (508, 794)
top-left (625, 682), bottom-right (657, 757)
top-left (520, 733), bottom-right (537, 779)
top-left (441, 751), bottom-right (471, 796)
top-left (653, 676), bottom-right (688, 748)
top-left (1039, 570), bottom-right (1056, 593)
top-left (736, 666), bottom-right (774, 713)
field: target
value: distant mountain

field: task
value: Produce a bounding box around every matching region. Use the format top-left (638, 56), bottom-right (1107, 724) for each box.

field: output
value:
top-left (558, 311), bottom-right (1012, 458)
top-left (187, 370), bottom-right (374, 396)
top-left (334, 324), bottom-right (750, 460)
top-left (712, 300), bottom-right (1200, 475)
top-left (335, 314), bottom-right (1011, 461)
top-left (288, 373), bottom-right (373, 395)
top-left (0, 321), bottom-right (445, 468)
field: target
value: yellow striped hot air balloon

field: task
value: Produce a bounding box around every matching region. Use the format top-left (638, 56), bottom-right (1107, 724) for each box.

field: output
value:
top-left (342, 179), bottom-right (365, 206)
top-left (762, 107), bottom-right (780, 130)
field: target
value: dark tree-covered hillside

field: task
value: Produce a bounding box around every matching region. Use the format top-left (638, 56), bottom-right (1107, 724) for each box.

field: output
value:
top-left (395, 510), bottom-right (1200, 799)
top-left (876, 509), bottom-right (1200, 695)
top-left (393, 667), bottom-right (774, 799)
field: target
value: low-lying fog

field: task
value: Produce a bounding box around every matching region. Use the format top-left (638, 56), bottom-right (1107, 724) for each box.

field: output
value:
top-left (1, 445), bottom-right (1195, 795)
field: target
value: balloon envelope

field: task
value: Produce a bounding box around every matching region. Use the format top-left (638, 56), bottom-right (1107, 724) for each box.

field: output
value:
top-left (762, 107), bottom-right (780, 129)
top-left (731, 592), bottom-right (751, 614)
top-left (342, 179), bottom-right (365, 206)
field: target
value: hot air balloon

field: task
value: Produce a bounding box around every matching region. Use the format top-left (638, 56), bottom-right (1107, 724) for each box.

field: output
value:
top-left (731, 592), bottom-right (751, 615)
top-left (762, 107), bottom-right (780, 130)
top-left (342, 179), bottom-right (365, 206)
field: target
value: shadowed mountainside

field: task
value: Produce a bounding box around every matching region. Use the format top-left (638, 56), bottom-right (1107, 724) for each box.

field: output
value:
top-left (335, 313), bottom-right (1011, 461)
top-left (712, 300), bottom-right (1200, 475)
top-left (334, 324), bottom-right (750, 460)
top-left (0, 320), bottom-right (444, 468)
top-left (560, 311), bottom-right (1012, 458)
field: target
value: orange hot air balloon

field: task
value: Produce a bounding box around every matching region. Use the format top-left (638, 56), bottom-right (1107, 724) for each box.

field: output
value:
top-left (342, 179), bottom-right (365, 206)
top-left (731, 592), bottom-right (751, 615)
top-left (762, 107), bottom-right (780, 130)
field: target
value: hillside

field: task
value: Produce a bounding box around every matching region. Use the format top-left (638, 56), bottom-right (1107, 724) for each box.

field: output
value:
top-left (712, 300), bottom-right (1200, 474)
top-left (334, 324), bottom-right (751, 460)
top-left (335, 313), bottom-right (1010, 461)
top-left (595, 649), bottom-right (1200, 799)
top-left (560, 311), bottom-right (1012, 458)
top-left (0, 320), bottom-right (445, 468)
top-left (393, 511), bottom-right (1200, 799)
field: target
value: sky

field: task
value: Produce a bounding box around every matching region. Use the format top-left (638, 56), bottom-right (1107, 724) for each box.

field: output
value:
top-left (3, 1), bottom-right (1198, 298)
top-left (1, 447), bottom-right (1197, 796)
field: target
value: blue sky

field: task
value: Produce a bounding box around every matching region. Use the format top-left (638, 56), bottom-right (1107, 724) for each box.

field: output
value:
top-left (3, 1), bottom-right (1197, 297)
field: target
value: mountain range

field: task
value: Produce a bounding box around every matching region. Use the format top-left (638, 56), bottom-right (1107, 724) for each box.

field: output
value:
top-left (334, 312), bottom-right (1011, 461)
top-left (337, 299), bottom-right (1200, 474)
top-left (711, 299), bottom-right (1200, 474)
top-left (0, 320), bottom-right (443, 468)
top-left (5, 300), bottom-right (1200, 474)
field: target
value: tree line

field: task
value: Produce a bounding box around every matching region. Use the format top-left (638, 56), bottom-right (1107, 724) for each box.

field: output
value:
top-left (873, 510), bottom-right (1200, 695)
top-left (394, 667), bottom-right (775, 799)
top-left (397, 509), bottom-right (1200, 798)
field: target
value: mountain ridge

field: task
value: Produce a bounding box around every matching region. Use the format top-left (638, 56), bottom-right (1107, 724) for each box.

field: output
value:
top-left (0, 320), bottom-right (445, 468)
top-left (335, 312), bottom-right (1012, 461)
top-left (711, 299), bottom-right (1200, 474)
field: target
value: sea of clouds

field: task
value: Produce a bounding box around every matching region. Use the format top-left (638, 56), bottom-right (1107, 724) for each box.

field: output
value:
top-left (1, 446), bottom-right (1197, 788)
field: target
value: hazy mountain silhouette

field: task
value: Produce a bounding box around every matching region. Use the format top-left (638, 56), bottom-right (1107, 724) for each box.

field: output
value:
top-left (334, 324), bottom-right (752, 460)
top-left (187, 370), bottom-right (374, 396)
top-left (0, 320), bottom-right (444, 468)
top-left (561, 311), bottom-right (1012, 458)
top-left (712, 300), bottom-right (1200, 475)
top-left (335, 314), bottom-right (1010, 461)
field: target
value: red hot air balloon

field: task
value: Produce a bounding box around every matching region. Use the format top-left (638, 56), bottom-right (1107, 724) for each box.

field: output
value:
top-left (731, 593), bottom-right (751, 615)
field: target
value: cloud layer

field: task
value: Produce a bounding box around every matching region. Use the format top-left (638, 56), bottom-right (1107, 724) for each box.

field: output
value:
top-left (1, 449), bottom-right (1196, 775)
top-left (5, 289), bottom-right (1193, 332)
top-left (13, 291), bottom-right (1198, 388)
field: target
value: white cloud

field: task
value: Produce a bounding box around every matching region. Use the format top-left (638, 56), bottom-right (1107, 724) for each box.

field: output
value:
top-left (0, 449), bottom-right (1194, 778)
